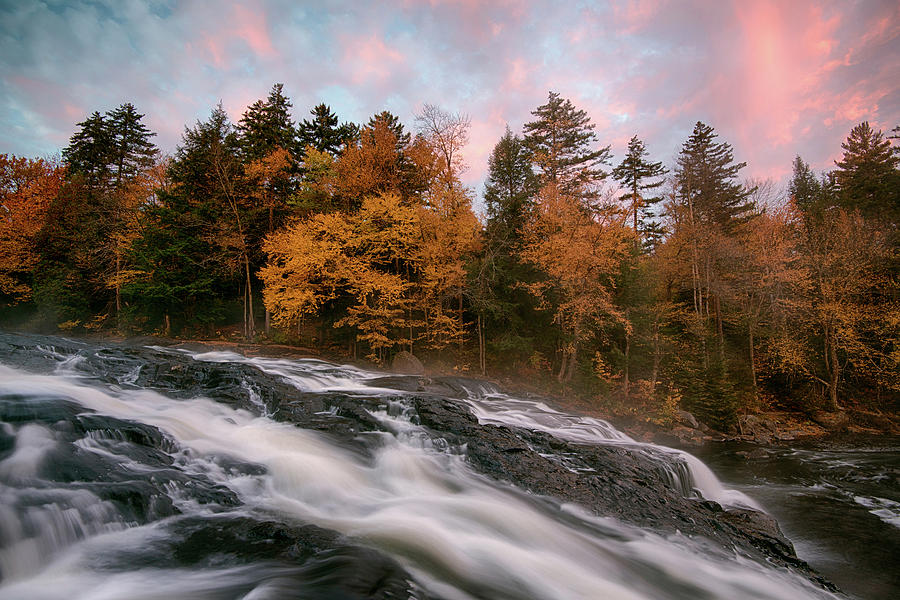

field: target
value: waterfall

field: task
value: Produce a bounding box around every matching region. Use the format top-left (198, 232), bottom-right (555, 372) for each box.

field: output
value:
top-left (0, 335), bottom-right (839, 599)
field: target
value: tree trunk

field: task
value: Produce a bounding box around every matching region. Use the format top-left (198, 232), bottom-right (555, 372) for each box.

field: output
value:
top-left (564, 346), bottom-right (578, 383)
top-left (748, 321), bottom-right (758, 401)
top-left (244, 253), bottom-right (254, 341)
top-left (650, 316), bottom-right (660, 396)
top-left (458, 295), bottom-right (464, 361)
top-left (557, 348), bottom-right (568, 382)
top-left (827, 334), bottom-right (840, 411)
top-left (714, 295), bottom-right (725, 363)
top-left (622, 322), bottom-right (631, 395)
top-left (477, 313), bottom-right (485, 375)
top-left (115, 251), bottom-right (122, 332)
top-left (164, 313), bottom-right (171, 337)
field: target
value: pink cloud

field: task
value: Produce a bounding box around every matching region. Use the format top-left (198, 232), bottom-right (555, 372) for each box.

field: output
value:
top-left (340, 34), bottom-right (407, 86)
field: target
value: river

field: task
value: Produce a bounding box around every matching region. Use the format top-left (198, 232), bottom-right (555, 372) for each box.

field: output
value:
top-left (694, 437), bottom-right (900, 600)
top-left (0, 332), bottom-right (888, 599)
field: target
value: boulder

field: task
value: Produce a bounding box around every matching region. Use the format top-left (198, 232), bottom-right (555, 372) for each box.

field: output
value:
top-left (674, 410), bottom-right (699, 429)
top-left (390, 351), bottom-right (425, 375)
top-left (809, 410), bottom-right (850, 432)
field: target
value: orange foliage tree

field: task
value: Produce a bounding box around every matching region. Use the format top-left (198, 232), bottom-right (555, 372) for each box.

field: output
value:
top-left (0, 155), bottom-right (65, 302)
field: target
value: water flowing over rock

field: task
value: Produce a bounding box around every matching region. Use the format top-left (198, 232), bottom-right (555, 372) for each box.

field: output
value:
top-left (0, 332), bottom-right (841, 599)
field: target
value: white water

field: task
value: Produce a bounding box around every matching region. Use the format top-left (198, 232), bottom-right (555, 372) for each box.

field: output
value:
top-left (0, 355), bottom-right (837, 600)
top-left (182, 349), bottom-right (760, 509)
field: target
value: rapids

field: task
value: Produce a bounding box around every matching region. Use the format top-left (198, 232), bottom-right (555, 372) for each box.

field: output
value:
top-left (0, 332), bottom-right (842, 599)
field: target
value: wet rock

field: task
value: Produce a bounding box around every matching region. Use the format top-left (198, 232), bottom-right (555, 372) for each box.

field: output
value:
top-left (410, 395), bottom-right (823, 582)
top-left (391, 350), bottom-right (424, 375)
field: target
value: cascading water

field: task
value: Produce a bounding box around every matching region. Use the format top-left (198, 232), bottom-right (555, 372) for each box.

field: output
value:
top-left (0, 333), bottom-right (841, 599)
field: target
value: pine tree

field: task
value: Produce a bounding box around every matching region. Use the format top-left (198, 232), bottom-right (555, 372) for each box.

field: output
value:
top-left (236, 83), bottom-right (297, 161)
top-left (297, 103), bottom-right (357, 155)
top-left (125, 105), bottom-right (243, 335)
top-left (832, 121), bottom-right (899, 223)
top-left (469, 127), bottom-right (542, 373)
top-left (675, 122), bottom-right (753, 230)
top-left (365, 111), bottom-right (410, 149)
top-left (611, 135), bottom-right (667, 248)
top-left (523, 91), bottom-right (610, 201)
top-left (62, 111), bottom-right (114, 192)
top-left (107, 103), bottom-right (158, 190)
top-left (484, 127), bottom-right (537, 248)
top-left (667, 122), bottom-right (754, 426)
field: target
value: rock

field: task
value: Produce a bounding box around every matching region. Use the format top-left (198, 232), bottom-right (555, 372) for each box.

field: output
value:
top-left (652, 425), bottom-right (710, 447)
top-left (674, 410), bottom-right (699, 429)
top-left (738, 414), bottom-right (779, 443)
top-left (809, 410), bottom-right (850, 432)
top-left (390, 350), bottom-right (425, 375)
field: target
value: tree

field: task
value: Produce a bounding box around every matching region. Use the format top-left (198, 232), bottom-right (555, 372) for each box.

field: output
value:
top-left (236, 83), bottom-right (297, 161)
top-left (261, 193), bottom-right (421, 361)
top-left (43, 104), bottom-right (158, 329)
top-left (0, 155), bottom-right (65, 302)
top-left (107, 103), bottom-right (158, 189)
top-left (62, 111), bottom-right (113, 192)
top-left (732, 202), bottom-right (807, 400)
top-left (416, 185), bottom-right (481, 356)
top-left (475, 127), bottom-right (541, 372)
top-left (484, 126), bottom-right (538, 245)
top-left (672, 122), bottom-right (753, 352)
top-left (125, 105), bottom-right (244, 336)
top-left (788, 156), bottom-right (824, 216)
top-left (523, 91), bottom-right (610, 201)
top-left (366, 111), bottom-right (410, 149)
top-left (297, 103), bottom-right (357, 156)
top-left (332, 117), bottom-right (433, 208)
top-left (795, 210), bottom-right (890, 410)
top-left (416, 104), bottom-right (471, 191)
top-left (521, 185), bottom-right (631, 382)
top-left (675, 122), bottom-right (753, 230)
top-left (611, 135), bottom-right (667, 249)
top-left (832, 121), bottom-right (899, 223)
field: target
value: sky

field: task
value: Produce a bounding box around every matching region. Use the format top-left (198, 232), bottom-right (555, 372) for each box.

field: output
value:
top-left (1, 0), bottom-right (898, 196)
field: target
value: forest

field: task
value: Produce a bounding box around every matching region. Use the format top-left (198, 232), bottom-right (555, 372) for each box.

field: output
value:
top-left (1, 85), bottom-right (898, 430)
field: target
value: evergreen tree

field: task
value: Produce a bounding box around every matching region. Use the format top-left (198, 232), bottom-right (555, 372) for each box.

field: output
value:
top-left (674, 122), bottom-right (753, 230)
top-left (522, 91), bottom-right (610, 201)
top-left (125, 105), bottom-right (242, 335)
top-left (832, 121), bottom-right (899, 223)
top-left (236, 83), bottom-right (297, 161)
top-left (787, 155), bottom-right (832, 221)
top-left (107, 103), bottom-right (158, 190)
top-left (44, 104), bottom-right (159, 328)
top-left (365, 111), bottom-right (411, 149)
top-left (62, 111), bottom-right (114, 192)
top-left (611, 135), bottom-right (667, 247)
top-left (297, 103), bottom-right (357, 155)
top-left (470, 127), bottom-right (541, 369)
top-left (484, 126), bottom-right (538, 247)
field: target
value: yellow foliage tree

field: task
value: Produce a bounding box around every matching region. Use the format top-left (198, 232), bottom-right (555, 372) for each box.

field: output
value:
top-left (416, 185), bottom-right (481, 352)
top-left (261, 192), bottom-right (421, 361)
top-left (521, 185), bottom-right (632, 381)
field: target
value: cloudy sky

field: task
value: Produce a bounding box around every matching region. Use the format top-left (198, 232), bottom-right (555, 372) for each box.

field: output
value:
top-left (1, 0), bottom-right (897, 194)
